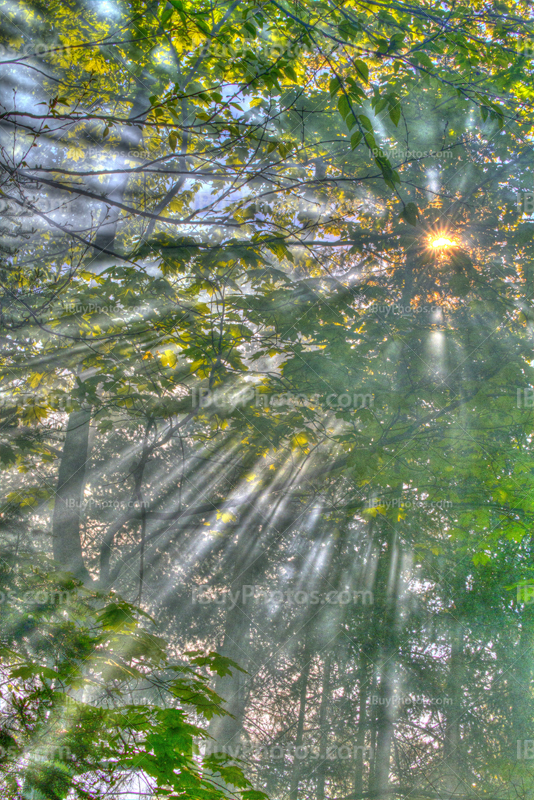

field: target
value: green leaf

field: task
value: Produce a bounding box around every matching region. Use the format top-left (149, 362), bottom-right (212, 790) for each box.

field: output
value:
top-left (329, 76), bottom-right (342, 97)
top-left (0, 445), bottom-right (16, 466)
top-left (350, 130), bottom-right (362, 149)
top-left (338, 95), bottom-right (351, 120)
top-left (364, 132), bottom-right (377, 151)
top-left (401, 202), bottom-right (419, 226)
top-left (97, 602), bottom-right (136, 631)
top-left (354, 59), bottom-right (369, 83)
top-left (389, 104), bottom-right (401, 126)
top-left (185, 650), bottom-right (246, 676)
top-left (413, 51), bottom-right (434, 69)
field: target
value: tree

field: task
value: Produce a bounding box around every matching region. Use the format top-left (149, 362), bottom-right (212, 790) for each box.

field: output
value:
top-left (2, 0), bottom-right (534, 798)
top-left (0, 548), bottom-right (268, 800)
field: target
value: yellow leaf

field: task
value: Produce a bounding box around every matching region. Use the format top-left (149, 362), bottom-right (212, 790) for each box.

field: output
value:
top-left (66, 147), bottom-right (85, 162)
top-left (161, 349), bottom-right (177, 368)
top-left (28, 373), bottom-right (44, 389)
top-left (22, 404), bottom-right (49, 425)
top-left (217, 512), bottom-right (236, 523)
top-left (362, 507), bottom-right (378, 517)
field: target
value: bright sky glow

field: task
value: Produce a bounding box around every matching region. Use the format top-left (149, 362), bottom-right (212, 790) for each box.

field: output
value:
top-left (431, 237), bottom-right (457, 248)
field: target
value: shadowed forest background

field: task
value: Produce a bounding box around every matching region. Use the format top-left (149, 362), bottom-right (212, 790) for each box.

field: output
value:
top-left (2, 0), bottom-right (534, 798)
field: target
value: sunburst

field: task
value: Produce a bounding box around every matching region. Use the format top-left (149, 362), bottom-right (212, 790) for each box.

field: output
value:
top-left (430, 236), bottom-right (457, 249)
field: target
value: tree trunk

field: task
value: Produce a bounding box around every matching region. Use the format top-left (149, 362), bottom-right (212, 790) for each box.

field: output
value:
top-left (52, 407), bottom-right (91, 581)
top-left (208, 600), bottom-right (252, 752)
top-left (316, 652), bottom-right (332, 800)
top-left (442, 621), bottom-right (463, 796)
top-left (369, 523), bottom-right (401, 800)
top-left (52, 88), bottom-right (149, 580)
top-left (354, 653), bottom-right (369, 800)
top-left (290, 632), bottom-right (312, 800)
top-left (208, 539), bottom-right (268, 752)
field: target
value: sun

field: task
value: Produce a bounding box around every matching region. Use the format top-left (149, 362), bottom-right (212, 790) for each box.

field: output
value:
top-left (430, 236), bottom-right (457, 249)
